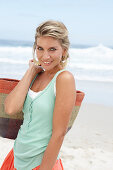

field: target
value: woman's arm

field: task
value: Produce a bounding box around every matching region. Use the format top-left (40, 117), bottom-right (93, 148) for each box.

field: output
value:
top-left (39, 71), bottom-right (76, 170)
top-left (4, 60), bottom-right (43, 115)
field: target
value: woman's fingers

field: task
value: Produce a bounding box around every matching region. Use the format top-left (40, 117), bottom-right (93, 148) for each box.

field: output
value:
top-left (28, 59), bottom-right (44, 73)
top-left (29, 59), bottom-right (34, 67)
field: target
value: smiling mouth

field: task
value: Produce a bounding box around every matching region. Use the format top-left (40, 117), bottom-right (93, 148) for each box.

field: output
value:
top-left (43, 61), bottom-right (53, 65)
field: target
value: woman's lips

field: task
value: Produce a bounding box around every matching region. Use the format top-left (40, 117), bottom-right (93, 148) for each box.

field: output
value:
top-left (42, 61), bottom-right (53, 66)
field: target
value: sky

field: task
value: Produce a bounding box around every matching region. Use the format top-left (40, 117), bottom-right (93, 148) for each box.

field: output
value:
top-left (0, 0), bottom-right (113, 47)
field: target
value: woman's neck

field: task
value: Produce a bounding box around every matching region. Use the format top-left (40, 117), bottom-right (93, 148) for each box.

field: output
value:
top-left (43, 65), bottom-right (63, 76)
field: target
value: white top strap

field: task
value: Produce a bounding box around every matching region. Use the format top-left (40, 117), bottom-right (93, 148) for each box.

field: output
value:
top-left (28, 82), bottom-right (56, 99)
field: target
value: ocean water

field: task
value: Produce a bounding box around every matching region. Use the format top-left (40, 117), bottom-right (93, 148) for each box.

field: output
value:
top-left (69, 44), bottom-right (113, 83)
top-left (0, 40), bottom-right (113, 82)
top-left (0, 40), bottom-right (113, 105)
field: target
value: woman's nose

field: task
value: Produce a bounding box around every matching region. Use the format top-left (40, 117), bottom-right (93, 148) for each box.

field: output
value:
top-left (43, 51), bottom-right (50, 59)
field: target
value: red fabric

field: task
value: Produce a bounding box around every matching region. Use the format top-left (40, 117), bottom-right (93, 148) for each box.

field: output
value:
top-left (1, 149), bottom-right (64, 170)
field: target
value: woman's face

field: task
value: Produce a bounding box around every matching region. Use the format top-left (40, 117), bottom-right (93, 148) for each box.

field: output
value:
top-left (36, 36), bottom-right (66, 71)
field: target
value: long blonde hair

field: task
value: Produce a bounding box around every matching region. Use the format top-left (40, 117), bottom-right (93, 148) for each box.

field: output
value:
top-left (33, 20), bottom-right (70, 68)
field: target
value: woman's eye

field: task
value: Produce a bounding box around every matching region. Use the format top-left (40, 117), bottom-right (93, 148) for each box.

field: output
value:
top-left (37, 47), bottom-right (43, 50)
top-left (49, 48), bottom-right (56, 51)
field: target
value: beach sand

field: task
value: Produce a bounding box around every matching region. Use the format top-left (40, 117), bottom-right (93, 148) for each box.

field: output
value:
top-left (0, 102), bottom-right (113, 169)
top-left (60, 103), bottom-right (113, 170)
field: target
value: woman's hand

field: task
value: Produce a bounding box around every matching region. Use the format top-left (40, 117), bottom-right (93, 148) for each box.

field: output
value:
top-left (29, 59), bottom-right (44, 75)
top-left (4, 59), bottom-right (44, 115)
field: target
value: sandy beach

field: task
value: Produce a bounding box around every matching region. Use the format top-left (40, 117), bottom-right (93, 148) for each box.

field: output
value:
top-left (61, 103), bottom-right (113, 170)
top-left (0, 102), bottom-right (113, 169)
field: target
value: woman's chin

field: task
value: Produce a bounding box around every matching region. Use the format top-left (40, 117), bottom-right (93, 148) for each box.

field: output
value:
top-left (41, 62), bottom-right (61, 72)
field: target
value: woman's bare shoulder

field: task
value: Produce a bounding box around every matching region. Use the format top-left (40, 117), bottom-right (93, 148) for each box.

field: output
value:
top-left (56, 70), bottom-right (75, 83)
top-left (56, 70), bottom-right (75, 92)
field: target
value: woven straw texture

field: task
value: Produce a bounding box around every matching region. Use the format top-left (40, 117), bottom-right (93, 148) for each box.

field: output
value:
top-left (0, 78), bottom-right (85, 139)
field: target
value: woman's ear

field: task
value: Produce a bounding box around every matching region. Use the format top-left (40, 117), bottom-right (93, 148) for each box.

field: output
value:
top-left (62, 48), bottom-right (67, 57)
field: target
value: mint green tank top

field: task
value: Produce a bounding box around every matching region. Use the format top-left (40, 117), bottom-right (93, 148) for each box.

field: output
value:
top-left (13, 69), bottom-right (66, 170)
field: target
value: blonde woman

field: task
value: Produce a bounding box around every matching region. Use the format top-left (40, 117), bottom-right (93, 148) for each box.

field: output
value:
top-left (1, 20), bottom-right (76, 170)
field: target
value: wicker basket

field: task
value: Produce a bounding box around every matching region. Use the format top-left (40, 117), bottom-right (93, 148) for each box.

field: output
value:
top-left (0, 78), bottom-right (85, 139)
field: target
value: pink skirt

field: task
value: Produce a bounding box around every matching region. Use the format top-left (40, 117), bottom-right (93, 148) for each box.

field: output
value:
top-left (1, 149), bottom-right (64, 170)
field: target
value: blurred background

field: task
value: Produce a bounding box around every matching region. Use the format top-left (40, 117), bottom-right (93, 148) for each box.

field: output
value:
top-left (0, 0), bottom-right (113, 169)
